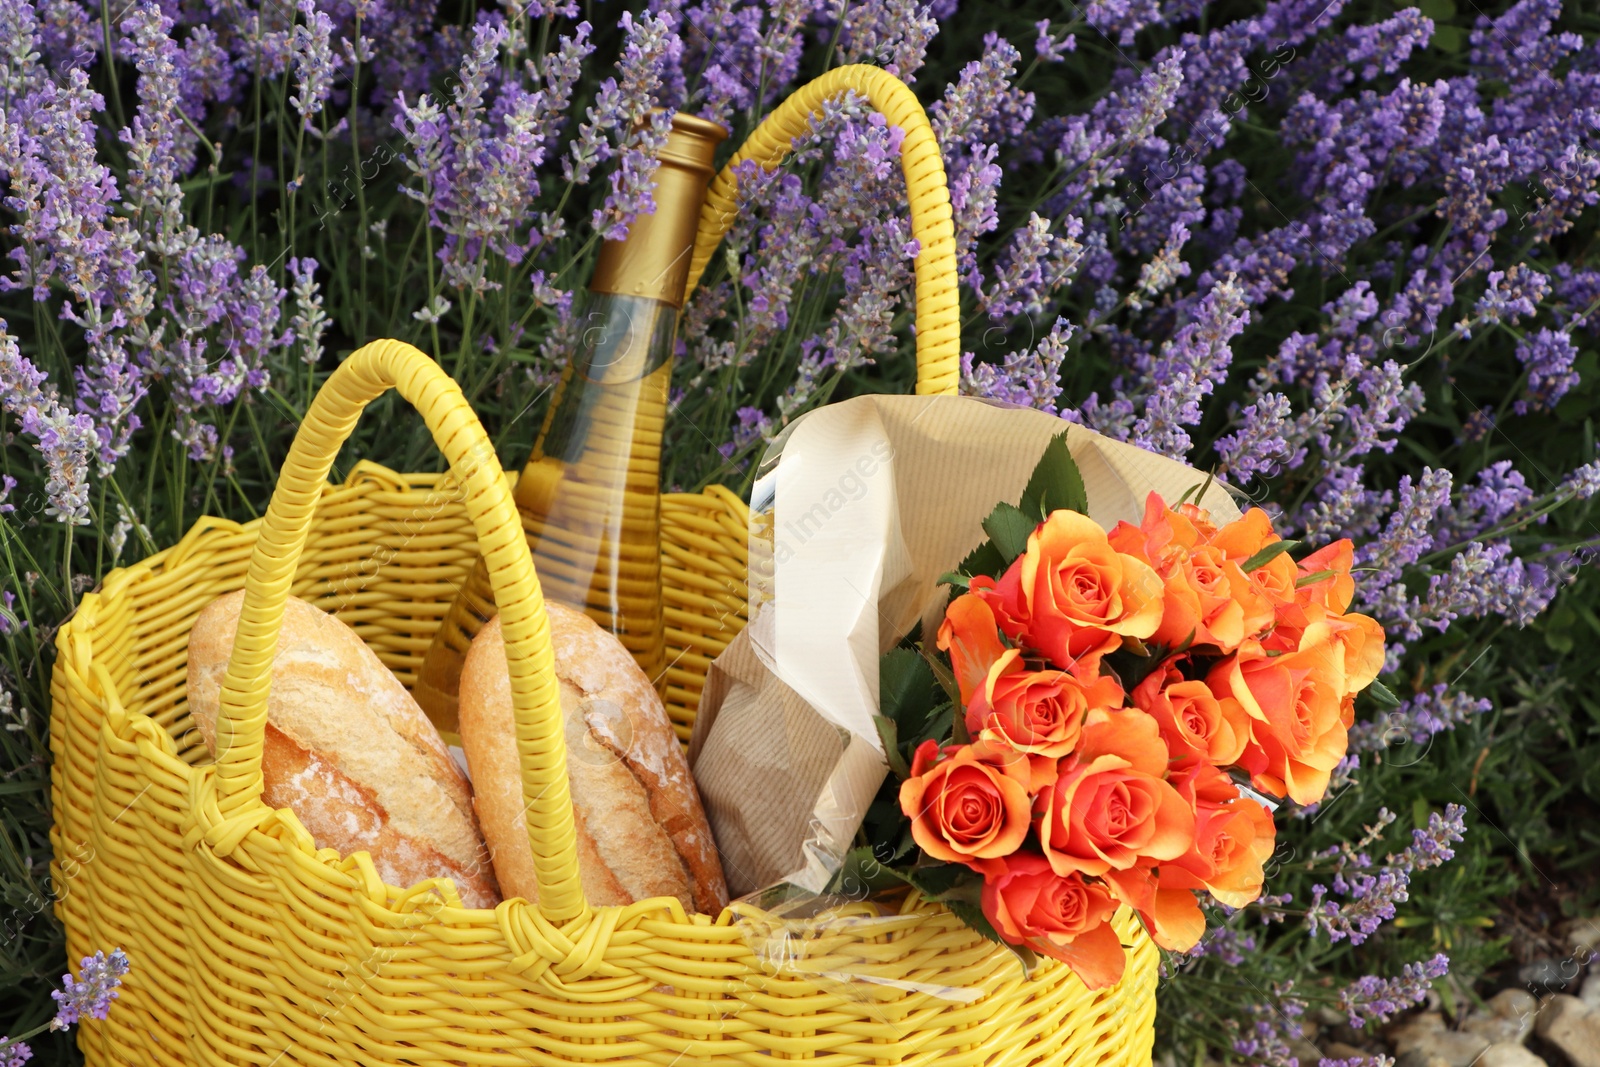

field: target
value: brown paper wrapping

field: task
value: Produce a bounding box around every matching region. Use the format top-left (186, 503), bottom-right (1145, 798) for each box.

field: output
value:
top-left (688, 395), bottom-right (1241, 896)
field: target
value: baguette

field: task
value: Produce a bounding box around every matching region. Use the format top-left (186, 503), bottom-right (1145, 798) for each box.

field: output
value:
top-left (186, 591), bottom-right (500, 909)
top-left (460, 607), bottom-right (727, 914)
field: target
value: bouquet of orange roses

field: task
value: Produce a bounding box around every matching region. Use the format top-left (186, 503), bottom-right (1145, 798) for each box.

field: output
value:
top-left (849, 434), bottom-right (1387, 989)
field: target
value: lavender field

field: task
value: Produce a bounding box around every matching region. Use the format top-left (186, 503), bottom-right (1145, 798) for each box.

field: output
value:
top-left (3, 0), bottom-right (1600, 1063)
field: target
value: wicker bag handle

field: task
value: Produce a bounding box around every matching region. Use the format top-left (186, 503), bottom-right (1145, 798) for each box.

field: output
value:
top-left (211, 339), bottom-right (590, 923)
top-left (684, 64), bottom-right (961, 397)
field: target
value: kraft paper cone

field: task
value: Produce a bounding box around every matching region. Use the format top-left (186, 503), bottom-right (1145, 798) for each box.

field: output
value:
top-left (689, 394), bottom-right (1241, 896)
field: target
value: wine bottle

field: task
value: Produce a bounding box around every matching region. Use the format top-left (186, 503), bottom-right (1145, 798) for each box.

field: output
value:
top-left (413, 112), bottom-right (726, 734)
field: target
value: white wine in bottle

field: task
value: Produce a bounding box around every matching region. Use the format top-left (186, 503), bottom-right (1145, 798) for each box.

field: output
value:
top-left (413, 112), bottom-right (726, 735)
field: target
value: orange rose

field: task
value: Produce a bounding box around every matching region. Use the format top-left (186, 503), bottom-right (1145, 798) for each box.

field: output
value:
top-left (1313, 607), bottom-right (1385, 696)
top-left (1132, 668), bottom-right (1251, 766)
top-left (1269, 602), bottom-right (1385, 696)
top-left (1100, 864), bottom-right (1205, 952)
top-left (1208, 508), bottom-right (1298, 619)
top-left (1164, 758), bottom-right (1276, 908)
top-left (980, 852), bottom-right (1126, 989)
top-left (937, 592), bottom-right (1009, 708)
top-left (1295, 540), bottom-right (1356, 614)
top-left (1269, 539), bottom-right (1356, 647)
top-left (1207, 636), bottom-right (1348, 805)
top-left (973, 510), bottom-right (1163, 679)
top-left (1036, 708), bottom-right (1195, 876)
top-left (967, 649), bottom-right (1125, 757)
top-left (899, 740), bottom-right (1033, 867)
top-left (1110, 495), bottom-right (1272, 652)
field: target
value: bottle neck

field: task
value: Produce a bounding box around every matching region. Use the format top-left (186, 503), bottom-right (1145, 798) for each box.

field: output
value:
top-left (586, 113), bottom-right (726, 309)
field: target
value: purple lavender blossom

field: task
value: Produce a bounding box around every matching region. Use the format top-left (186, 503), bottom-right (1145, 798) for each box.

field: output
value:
top-left (287, 258), bottom-right (328, 367)
top-left (930, 33), bottom-right (1034, 149)
top-left (1307, 806), bottom-right (1466, 945)
top-left (718, 405), bottom-right (773, 459)
top-left (1298, 463), bottom-right (1393, 544)
top-left (1128, 275), bottom-right (1250, 459)
top-left (1357, 467), bottom-right (1452, 608)
top-left (1402, 542), bottom-right (1557, 637)
top-left (1351, 684), bottom-right (1492, 752)
top-left (1034, 20), bottom-right (1074, 62)
top-left (932, 33), bottom-right (1033, 289)
top-left (1562, 461), bottom-right (1600, 500)
top-left (289, 0), bottom-right (338, 128)
top-left (1335, 954), bottom-right (1450, 1030)
top-left (1514, 328), bottom-right (1580, 414)
top-left (396, 15), bottom-right (581, 292)
top-left (1399, 807), bottom-right (1468, 870)
top-left (1050, 53), bottom-right (1186, 213)
top-left (50, 949), bottom-right (130, 1029)
top-left (683, 0), bottom-right (808, 127)
top-left (836, 0), bottom-right (937, 84)
top-left (0, 322), bottom-right (97, 524)
top-left (1449, 461), bottom-right (1535, 540)
top-left (566, 10), bottom-right (682, 243)
top-left (961, 317), bottom-right (1076, 414)
top-left (1187, 927), bottom-right (1258, 967)
top-left (1215, 393), bottom-right (1303, 483)
top-left (1552, 264), bottom-right (1600, 333)
top-left (1081, 0), bottom-right (1163, 47)
top-left (1312, 8), bottom-right (1433, 89)
top-left (118, 1), bottom-right (195, 255)
top-left (0, 1039), bottom-right (30, 1067)
top-left (32, 0), bottom-right (95, 74)
top-left (1472, 266), bottom-right (1550, 332)
top-left (1230, 993), bottom-right (1308, 1067)
top-left (981, 213), bottom-right (1084, 320)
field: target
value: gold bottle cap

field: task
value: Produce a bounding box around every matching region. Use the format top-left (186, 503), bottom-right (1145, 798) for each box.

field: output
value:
top-left (588, 111), bottom-right (727, 309)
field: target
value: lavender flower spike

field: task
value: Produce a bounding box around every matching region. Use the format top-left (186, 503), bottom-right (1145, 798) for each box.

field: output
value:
top-left (0, 323), bottom-right (97, 525)
top-left (287, 258), bottom-right (328, 366)
top-left (1131, 275), bottom-right (1250, 460)
top-left (289, 0), bottom-right (337, 128)
top-left (0, 1039), bottom-right (30, 1067)
top-left (50, 949), bottom-right (130, 1029)
top-left (962, 317), bottom-right (1076, 414)
top-left (1563, 461), bottom-right (1600, 500)
top-left (1335, 953), bottom-right (1450, 1030)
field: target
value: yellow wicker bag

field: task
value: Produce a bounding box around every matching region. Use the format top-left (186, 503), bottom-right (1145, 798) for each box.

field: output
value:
top-left (49, 67), bottom-right (1159, 1067)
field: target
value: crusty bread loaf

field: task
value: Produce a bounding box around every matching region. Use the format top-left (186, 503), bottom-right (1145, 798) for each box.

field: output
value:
top-left (186, 591), bottom-right (500, 909)
top-left (460, 607), bottom-right (727, 915)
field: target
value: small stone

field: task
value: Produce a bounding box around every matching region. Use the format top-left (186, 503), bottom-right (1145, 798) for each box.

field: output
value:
top-left (1534, 994), bottom-right (1600, 1067)
top-left (1323, 1042), bottom-right (1377, 1059)
top-left (1476, 1044), bottom-right (1546, 1067)
top-left (1488, 988), bottom-right (1539, 1020)
top-left (1559, 916), bottom-right (1600, 955)
top-left (1396, 1053), bottom-right (1455, 1067)
top-left (1463, 1012), bottom-right (1533, 1045)
top-left (1582, 972), bottom-right (1600, 1010)
top-left (1390, 1026), bottom-right (1490, 1067)
top-left (1516, 958), bottom-right (1574, 993)
top-left (1389, 1011), bottom-right (1446, 1044)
